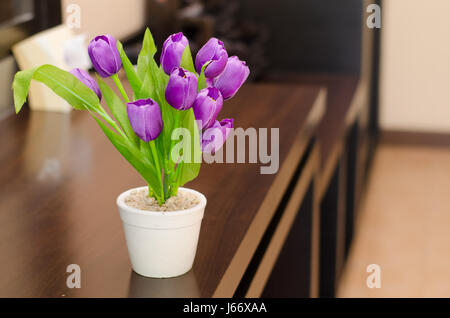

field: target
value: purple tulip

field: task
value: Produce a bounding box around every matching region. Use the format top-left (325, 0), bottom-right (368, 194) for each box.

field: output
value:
top-left (202, 118), bottom-right (234, 154)
top-left (193, 87), bottom-right (223, 130)
top-left (70, 68), bottom-right (102, 100)
top-left (88, 34), bottom-right (122, 78)
top-left (195, 38), bottom-right (228, 78)
top-left (160, 32), bottom-right (189, 75)
top-left (127, 98), bottom-right (163, 142)
top-left (165, 67), bottom-right (198, 110)
top-left (213, 56), bottom-right (250, 100)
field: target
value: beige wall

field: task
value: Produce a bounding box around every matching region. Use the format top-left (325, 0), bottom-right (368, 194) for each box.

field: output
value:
top-left (61, 0), bottom-right (146, 41)
top-left (380, 0), bottom-right (450, 133)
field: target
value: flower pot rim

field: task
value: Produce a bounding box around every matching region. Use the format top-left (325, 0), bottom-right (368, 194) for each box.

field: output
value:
top-left (117, 186), bottom-right (207, 217)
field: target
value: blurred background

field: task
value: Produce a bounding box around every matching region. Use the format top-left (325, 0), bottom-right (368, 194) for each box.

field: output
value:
top-left (1, 0), bottom-right (449, 297)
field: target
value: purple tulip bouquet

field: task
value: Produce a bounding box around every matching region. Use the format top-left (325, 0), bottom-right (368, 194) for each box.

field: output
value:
top-left (12, 29), bottom-right (249, 205)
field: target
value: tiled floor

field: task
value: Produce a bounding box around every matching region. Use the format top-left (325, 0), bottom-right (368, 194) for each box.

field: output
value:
top-left (338, 143), bottom-right (450, 297)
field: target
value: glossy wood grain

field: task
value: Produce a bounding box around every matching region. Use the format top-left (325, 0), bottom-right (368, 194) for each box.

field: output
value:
top-left (0, 83), bottom-right (324, 297)
top-left (248, 145), bottom-right (320, 297)
top-left (262, 74), bottom-right (360, 176)
top-left (262, 73), bottom-right (368, 298)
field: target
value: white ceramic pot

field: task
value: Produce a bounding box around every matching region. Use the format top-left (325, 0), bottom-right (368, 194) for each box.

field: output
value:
top-left (116, 186), bottom-right (206, 278)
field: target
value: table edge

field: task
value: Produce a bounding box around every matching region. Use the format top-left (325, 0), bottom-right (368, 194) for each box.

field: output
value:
top-left (212, 88), bottom-right (327, 297)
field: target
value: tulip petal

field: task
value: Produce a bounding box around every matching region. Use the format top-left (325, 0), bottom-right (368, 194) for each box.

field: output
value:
top-left (214, 56), bottom-right (250, 100)
top-left (127, 98), bottom-right (163, 142)
top-left (193, 87), bottom-right (223, 129)
top-left (201, 118), bottom-right (233, 153)
top-left (165, 67), bottom-right (198, 110)
top-left (88, 34), bottom-right (122, 78)
top-left (70, 68), bottom-right (102, 100)
top-left (195, 38), bottom-right (228, 78)
top-left (161, 33), bottom-right (189, 75)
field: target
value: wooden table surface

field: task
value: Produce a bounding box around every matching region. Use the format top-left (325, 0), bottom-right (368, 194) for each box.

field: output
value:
top-left (0, 83), bottom-right (325, 297)
top-left (262, 73), bottom-right (362, 197)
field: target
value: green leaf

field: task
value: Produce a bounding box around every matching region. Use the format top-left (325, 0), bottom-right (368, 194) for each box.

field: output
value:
top-left (137, 28), bottom-right (157, 82)
top-left (137, 70), bottom-right (155, 100)
top-left (142, 28), bottom-right (157, 58)
top-left (92, 115), bottom-right (163, 197)
top-left (96, 75), bottom-right (139, 146)
top-left (197, 61), bottom-right (211, 92)
top-left (12, 66), bottom-right (37, 113)
top-left (12, 64), bottom-right (101, 114)
top-left (180, 45), bottom-right (196, 74)
top-left (157, 65), bottom-right (170, 87)
top-left (147, 66), bottom-right (177, 159)
top-left (117, 40), bottom-right (142, 99)
top-left (151, 65), bottom-right (169, 105)
top-left (176, 108), bottom-right (202, 187)
top-left (140, 139), bottom-right (152, 159)
top-left (136, 28), bottom-right (164, 104)
top-left (158, 99), bottom-right (179, 158)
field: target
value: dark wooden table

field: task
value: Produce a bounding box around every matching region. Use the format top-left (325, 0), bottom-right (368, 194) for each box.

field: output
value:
top-left (262, 72), bottom-right (368, 297)
top-left (0, 83), bottom-right (325, 297)
top-left (262, 72), bottom-right (361, 189)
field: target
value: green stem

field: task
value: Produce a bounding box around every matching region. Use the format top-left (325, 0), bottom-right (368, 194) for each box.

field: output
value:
top-left (172, 162), bottom-right (183, 195)
top-left (169, 111), bottom-right (182, 171)
top-left (163, 158), bottom-right (173, 200)
top-left (107, 118), bottom-right (126, 138)
top-left (150, 140), bottom-right (164, 203)
top-left (170, 113), bottom-right (181, 150)
top-left (148, 185), bottom-right (154, 198)
top-left (163, 170), bottom-right (170, 200)
top-left (93, 105), bottom-right (128, 139)
top-left (112, 74), bottom-right (130, 103)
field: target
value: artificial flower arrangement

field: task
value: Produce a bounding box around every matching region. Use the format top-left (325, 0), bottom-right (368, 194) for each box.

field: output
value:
top-left (12, 29), bottom-right (249, 278)
top-left (13, 29), bottom-right (249, 204)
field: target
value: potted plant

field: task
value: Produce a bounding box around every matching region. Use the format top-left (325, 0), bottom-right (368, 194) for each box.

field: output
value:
top-left (12, 29), bottom-right (249, 278)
